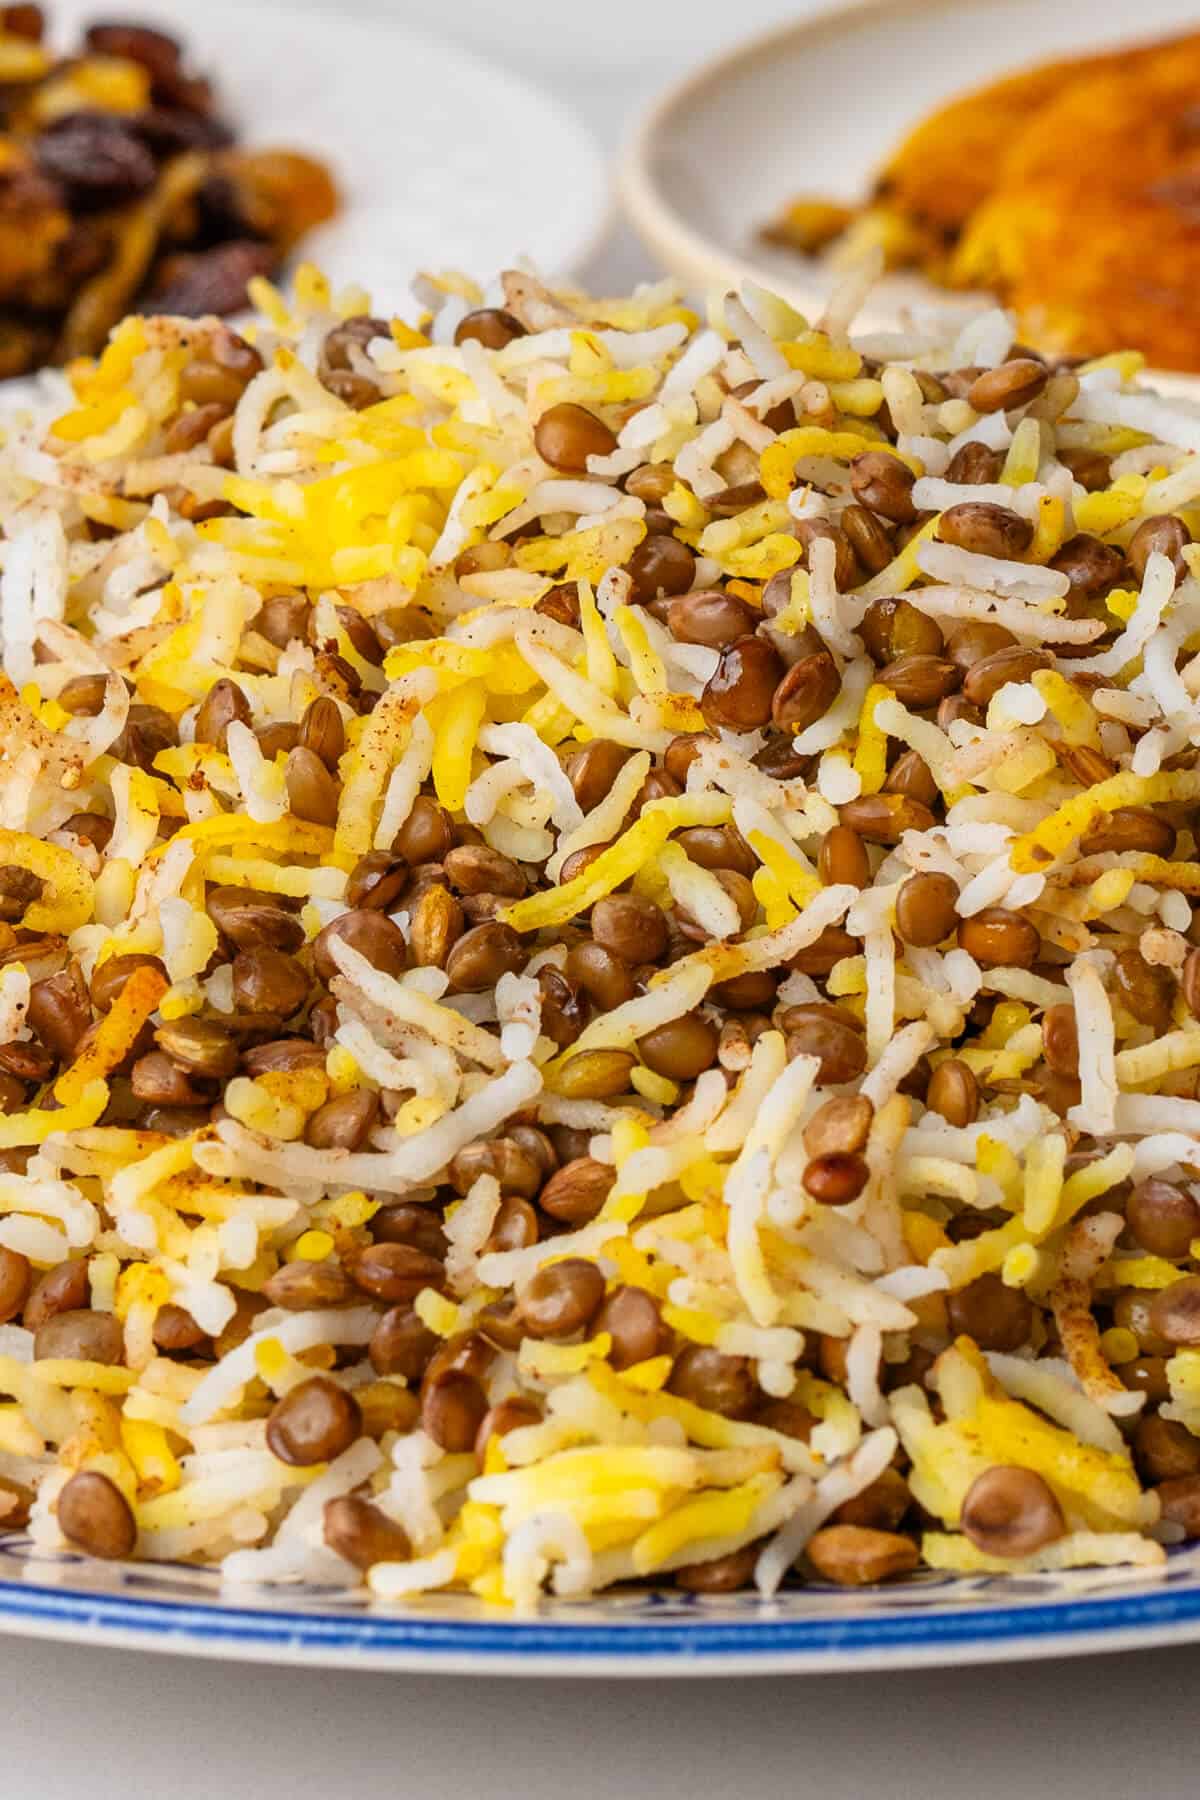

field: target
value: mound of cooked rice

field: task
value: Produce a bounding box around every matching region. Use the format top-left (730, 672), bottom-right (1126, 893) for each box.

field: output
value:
top-left (0, 258), bottom-right (1199, 1607)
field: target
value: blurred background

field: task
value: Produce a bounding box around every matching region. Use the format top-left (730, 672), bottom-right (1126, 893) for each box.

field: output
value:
top-left (293, 0), bottom-right (800, 287)
top-left (331, 0), bottom-right (783, 124)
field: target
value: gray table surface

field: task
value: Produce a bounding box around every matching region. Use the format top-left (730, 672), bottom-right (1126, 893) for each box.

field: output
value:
top-left (3, 2), bottom-right (1195, 1792)
top-left (3, 1634), bottom-right (1195, 1797)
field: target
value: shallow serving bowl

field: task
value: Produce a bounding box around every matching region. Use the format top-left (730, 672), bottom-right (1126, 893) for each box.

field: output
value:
top-left (619, 0), bottom-right (1200, 393)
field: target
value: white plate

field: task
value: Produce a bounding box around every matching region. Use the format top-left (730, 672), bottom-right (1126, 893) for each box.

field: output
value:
top-left (620, 0), bottom-right (1200, 349)
top-left (12, 0), bottom-right (1200, 1678)
top-left (4, 1532), bottom-right (1200, 1676)
top-left (50, 0), bottom-right (609, 301)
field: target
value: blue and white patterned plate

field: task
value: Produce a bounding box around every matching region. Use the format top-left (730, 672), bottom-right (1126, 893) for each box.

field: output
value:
top-left (3, 1535), bottom-right (1200, 1674)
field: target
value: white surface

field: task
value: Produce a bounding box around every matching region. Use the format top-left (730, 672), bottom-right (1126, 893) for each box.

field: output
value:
top-left (6, 0), bottom-right (1195, 1791)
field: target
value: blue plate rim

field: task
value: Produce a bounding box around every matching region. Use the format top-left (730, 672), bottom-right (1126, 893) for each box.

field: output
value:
top-left (4, 1567), bottom-right (1200, 1675)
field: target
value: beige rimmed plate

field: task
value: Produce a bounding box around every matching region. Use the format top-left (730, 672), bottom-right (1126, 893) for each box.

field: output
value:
top-left (619, 0), bottom-right (1200, 390)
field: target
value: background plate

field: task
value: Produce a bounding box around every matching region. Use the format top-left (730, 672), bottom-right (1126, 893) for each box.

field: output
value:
top-left (3, 1534), bottom-right (1200, 1674)
top-left (620, 0), bottom-right (1200, 365)
top-left (50, 0), bottom-right (609, 301)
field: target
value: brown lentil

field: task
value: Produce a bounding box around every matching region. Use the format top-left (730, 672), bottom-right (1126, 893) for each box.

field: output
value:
top-left (938, 502), bottom-right (1034, 559)
top-left (668, 1345), bottom-right (755, 1417)
top-left (0, 1246), bottom-right (29, 1323)
top-left (345, 850), bottom-right (410, 913)
top-left (313, 909), bottom-right (408, 983)
top-left (392, 796), bottom-right (455, 864)
top-left (1078, 808), bottom-right (1175, 857)
top-left (956, 908), bottom-right (1041, 969)
top-left (1113, 1290), bottom-right (1172, 1356)
top-left (591, 893), bottom-right (667, 962)
top-left (231, 946), bottom-right (309, 1017)
top-left (674, 1544), bottom-right (759, 1593)
top-left (1113, 947), bottom-right (1174, 1032)
top-left (839, 504), bottom-right (893, 574)
top-left (1042, 1004), bottom-right (1080, 1076)
top-left (422, 1371), bottom-right (488, 1452)
top-left (626, 533), bottom-right (696, 604)
top-left (154, 1017), bottom-right (239, 1079)
top-left (323, 1495), bottom-right (412, 1569)
top-left (783, 1005), bottom-right (867, 1085)
top-left (262, 1257), bottom-right (355, 1311)
top-left (252, 592), bottom-right (311, 649)
top-left (946, 1273), bottom-right (1033, 1352)
top-left (832, 1467), bottom-right (911, 1533)
top-left (701, 635), bottom-right (785, 732)
top-left (877, 653), bottom-right (961, 708)
top-left (205, 888), bottom-right (304, 953)
top-left (895, 872), bottom-right (959, 947)
top-left (369, 1307), bottom-right (437, 1381)
top-left (803, 1094), bottom-right (873, 1158)
top-left (945, 441), bottom-right (1003, 484)
top-left (667, 590), bottom-right (756, 647)
top-left (849, 450), bottom-right (917, 522)
top-left (563, 739), bottom-right (632, 812)
top-left (1049, 533), bottom-right (1126, 600)
top-left (803, 1152), bottom-right (869, 1205)
top-left (519, 1259), bottom-right (606, 1339)
top-left (1126, 1181), bottom-right (1200, 1260)
top-left (444, 843), bottom-right (527, 899)
top-left (485, 1198), bottom-right (539, 1253)
top-left (638, 1013), bottom-right (720, 1080)
top-left (771, 651), bottom-right (840, 732)
top-left (285, 745), bottom-right (340, 824)
top-left (883, 749), bottom-right (939, 807)
top-left (23, 1257), bottom-right (89, 1332)
top-left (926, 1058), bottom-right (979, 1127)
top-left (860, 597), bottom-right (944, 664)
top-left (552, 1048), bottom-right (638, 1099)
top-left (28, 963), bottom-right (90, 1060)
top-left (57, 1471), bottom-right (137, 1560)
top-left (151, 1304), bottom-right (208, 1353)
top-left (806, 1525), bottom-right (919, 1586)
top-left (539, 1158), bottom-right (612, 1224)
top-left (960, 1466), bottom-right (1065, 1556)
top-left (474, 1398), bottom-right (542, 1460)
top-left (1149, 1277), bottom-right (1200, 1347)
top-left (89, 951), bottom-right (168, 1013)
top-left (534, 402), bottom-right (617, 472)
top-left (837, 793), bottom-right (936, 843)
top-left (818, 824), bottom-right (870, 889)
top-left (594, 1285), bottom-right (671, 1370)
top-left (305, 1088), bottom-right (380, 1151)
top-left (193, 677), bottom-right (250, 750)
top-left (445, 921), bottom-right (528, 993)
top-left (1134, 1414), bottom-right (1200, 1484)
top-left (1155, 1475), bottom-right (1200, 1539)
top-left (454, 307), bottom-right (525, 350)
top-left (792, 517), bottom-right (860, 588)
top-left (1128, 514), bottom-right (1191, 584)
top-left (966, 359), bottom-right (1048, 413)
top-left (961, 645), bottom-right (1054, 706)
top-left (266, 1376), bottom-right (362, 1466)
top-left (35, 1308), bottom-right (124, 1364)
top-left (348, 1242), bottom-right (445, 1304)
